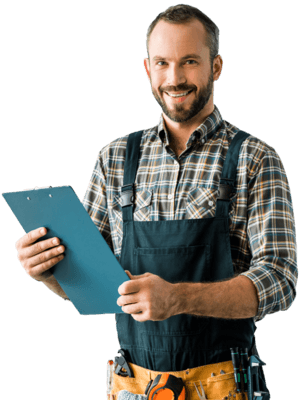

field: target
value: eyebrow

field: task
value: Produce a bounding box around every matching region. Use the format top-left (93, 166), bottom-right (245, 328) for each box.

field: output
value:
top-left (152, 53), bottom-right (201, 62)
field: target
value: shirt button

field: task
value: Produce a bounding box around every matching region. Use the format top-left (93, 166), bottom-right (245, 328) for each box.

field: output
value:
top-left (168, 194), bottom-right (174, 200)
top-left (201, 138), bottom-right (205, 144)
top-left (208, 200), bottom-right (214, 207)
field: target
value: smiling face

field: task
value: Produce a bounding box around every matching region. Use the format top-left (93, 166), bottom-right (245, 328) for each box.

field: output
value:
top-left (144, 19), bottom-right (221, 124)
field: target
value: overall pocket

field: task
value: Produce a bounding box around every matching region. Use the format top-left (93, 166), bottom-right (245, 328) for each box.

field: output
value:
top-left (134, 244), bottom-right (212, 342)
top-left (134, 244), bottom-right (211, 283)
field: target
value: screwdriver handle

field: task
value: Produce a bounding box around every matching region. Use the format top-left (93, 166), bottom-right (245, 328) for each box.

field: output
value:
top-left (230, 348), bottom-right (242, 392)
top-left (240, 348), bottom-right (249, 393)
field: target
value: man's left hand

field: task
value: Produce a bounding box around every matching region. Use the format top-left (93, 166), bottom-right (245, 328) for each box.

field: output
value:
top-left (117, 271), bottom-right (177, 322)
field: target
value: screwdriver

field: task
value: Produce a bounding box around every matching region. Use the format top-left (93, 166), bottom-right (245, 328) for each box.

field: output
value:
top-left (240, 348), bottom-right (249, 393)
top-left (230, 348), bottom-right (242, 393)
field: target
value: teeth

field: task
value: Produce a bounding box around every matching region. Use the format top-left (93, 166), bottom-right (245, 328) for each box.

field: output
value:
top-left (166, 91), bottom-right (191, 98)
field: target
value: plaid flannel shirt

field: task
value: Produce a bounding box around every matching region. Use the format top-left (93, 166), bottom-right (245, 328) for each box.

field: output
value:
top-left (82, 105), bottom-right (297, 322)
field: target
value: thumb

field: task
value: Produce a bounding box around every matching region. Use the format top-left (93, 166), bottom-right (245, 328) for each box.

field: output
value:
top-left (125, 270), bottom-right (150, 280)
top-left (125, 270), bottom-right (135, 279)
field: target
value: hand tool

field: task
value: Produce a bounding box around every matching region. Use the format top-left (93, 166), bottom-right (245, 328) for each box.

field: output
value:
top-left (194, 381), bottom-right (207, 399)
top-left (247, 355), bottom-right (270, 400)
top-left (240, 348), bottom-right (249, 393)
top-left (144, 379), bottom-right (153, 396)
top-left (146, 373), bottom-right (186, 400)
top-left (114, 349), bottom-right (134, 377)
top-left (230, 348), bottom-right (242, 392)
top-left (107, 360), bottom-right (114, 399)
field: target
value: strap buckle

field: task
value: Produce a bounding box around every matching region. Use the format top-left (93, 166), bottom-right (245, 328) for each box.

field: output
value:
top-left (120, 184), bottom-right (135, 207)
top-left (218, 184), bottom-right (233, 201)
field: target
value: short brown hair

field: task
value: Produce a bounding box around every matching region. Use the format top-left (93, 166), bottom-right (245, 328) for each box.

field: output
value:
top-left (146, 4), bottom-right (219, 67)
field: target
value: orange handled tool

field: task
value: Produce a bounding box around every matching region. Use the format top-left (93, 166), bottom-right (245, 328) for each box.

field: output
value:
top-left (146, 373), bottom-right (186, 400)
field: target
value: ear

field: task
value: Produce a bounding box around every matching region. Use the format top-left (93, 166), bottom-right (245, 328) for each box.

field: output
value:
top-left (144, 58), bottom-right (151, 80)
top-left (213, 55), bottom-right (223, 81)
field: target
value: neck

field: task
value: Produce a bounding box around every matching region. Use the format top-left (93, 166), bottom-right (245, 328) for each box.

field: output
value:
top-left (163, 102), bottom-right (214, 144)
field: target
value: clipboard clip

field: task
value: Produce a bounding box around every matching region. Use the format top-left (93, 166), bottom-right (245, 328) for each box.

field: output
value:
top-left (22, 186), bottom-right (52, 192)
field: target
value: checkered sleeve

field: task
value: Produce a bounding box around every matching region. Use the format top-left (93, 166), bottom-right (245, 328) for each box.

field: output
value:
top-left (241, 148), bottom-right (297, 322)
top-left (82, 152), bottom-right (114, 252)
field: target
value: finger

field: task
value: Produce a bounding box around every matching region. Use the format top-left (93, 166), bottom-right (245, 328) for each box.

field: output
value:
top-left (125, 270), bottom-right (151, 280)
top-left (25, 237), bottom-right (62, 258)
top-left (118, 279), bottom-right (140, 295)
top-left (131, 311), bottom-right (147, 322)
top-left (125, 270), bottom-right (133, 279)
top-left (27, 254), bottom-right (65, 280)
top-left (27, 245), bottom-right (65, 268)
top-left (121, 303), bottom-right (142, 315)
top-left (117, 294), bottom-right (137, 307)
top-left (16, 227), bottom-right (47, 249)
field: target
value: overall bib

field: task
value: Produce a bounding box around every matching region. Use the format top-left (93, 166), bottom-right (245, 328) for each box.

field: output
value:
top-left (116, 129), bottom-right (257, 373)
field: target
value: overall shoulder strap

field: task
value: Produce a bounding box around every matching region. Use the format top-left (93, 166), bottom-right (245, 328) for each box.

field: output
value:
top-left (121, 130), bottom-right (144, 222)
top-left (215, 130), bottom-right (250, 217)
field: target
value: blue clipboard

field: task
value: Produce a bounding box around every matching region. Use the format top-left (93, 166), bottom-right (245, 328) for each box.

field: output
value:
top-left (2, 185), bottom-right (129, 315)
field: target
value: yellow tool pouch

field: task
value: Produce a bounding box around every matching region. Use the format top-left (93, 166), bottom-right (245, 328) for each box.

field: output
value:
top-left (111, 360), bottom-right (249, 400)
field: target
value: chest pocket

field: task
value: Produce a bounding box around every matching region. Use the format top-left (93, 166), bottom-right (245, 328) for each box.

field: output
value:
top-left (185, 187), bottom-right (218, 219)
top-left (185, 186), bottom-right (237, 220)
top-left (111, 189), bottom-right (152, 249)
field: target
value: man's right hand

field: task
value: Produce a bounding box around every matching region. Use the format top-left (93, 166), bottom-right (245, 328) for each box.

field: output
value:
top-left (15, 227), bottom-right (65, 282)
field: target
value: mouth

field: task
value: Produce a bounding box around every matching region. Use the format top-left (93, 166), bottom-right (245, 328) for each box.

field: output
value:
top-left (164, 89), bottom-right (194, 103)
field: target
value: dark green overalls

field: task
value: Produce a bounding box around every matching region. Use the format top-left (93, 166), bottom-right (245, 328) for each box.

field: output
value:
top-left (116, 129), bottom-right (266, 389)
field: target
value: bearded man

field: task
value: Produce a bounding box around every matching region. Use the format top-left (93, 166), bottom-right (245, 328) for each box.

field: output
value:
top-left (16, 5), bottom-right (297, 400)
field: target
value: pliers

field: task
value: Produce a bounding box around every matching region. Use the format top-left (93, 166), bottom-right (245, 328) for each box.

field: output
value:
top-left (194, 381), bottom-right (207, 399)
top-left (114, 349), bottom-right (134, 377)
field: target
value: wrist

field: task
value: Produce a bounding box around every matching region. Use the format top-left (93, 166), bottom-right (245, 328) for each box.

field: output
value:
top-left (171, 282), bottom-right (197, 316)
top-left (42, 271), bottom-right (55, 282)
top-left (171, 281), bottom-right (223, 317)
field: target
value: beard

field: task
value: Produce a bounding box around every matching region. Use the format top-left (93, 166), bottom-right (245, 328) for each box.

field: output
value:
top-left (150, 68), bottom-right (214, 123)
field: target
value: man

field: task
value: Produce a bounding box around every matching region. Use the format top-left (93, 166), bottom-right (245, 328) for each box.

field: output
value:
top-left (15, 4), bottom-right (297, 399)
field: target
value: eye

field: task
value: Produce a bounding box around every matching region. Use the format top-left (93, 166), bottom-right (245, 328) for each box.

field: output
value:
top-left (186, 60), bottom-right (197, 65)
top-left (157, 61), bottom-right (166, 66)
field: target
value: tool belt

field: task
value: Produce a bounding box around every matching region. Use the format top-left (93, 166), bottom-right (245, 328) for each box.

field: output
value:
top-left (107, 350), bottom-right (269, 400)
top-left (111, 358), bottom-right (247, 400)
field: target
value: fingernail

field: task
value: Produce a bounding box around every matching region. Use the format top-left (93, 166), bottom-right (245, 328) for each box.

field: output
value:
top-left (40, 228), bottom-right (46, 234)
top-left (53, 238), bottom-right (58, 244)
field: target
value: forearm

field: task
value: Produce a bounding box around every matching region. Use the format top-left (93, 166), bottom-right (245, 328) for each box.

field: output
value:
top-left (173, 275), bottom-right (259, 319)
top-left (43, 275), bottom-right (70, 300)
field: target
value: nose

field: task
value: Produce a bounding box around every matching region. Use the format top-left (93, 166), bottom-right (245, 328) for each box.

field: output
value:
top-left (166, 63), bottom-right (187, 88)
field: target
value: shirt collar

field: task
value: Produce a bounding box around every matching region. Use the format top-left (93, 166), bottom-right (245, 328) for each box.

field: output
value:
top-left (157, 105), bottom-right (223, 147)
